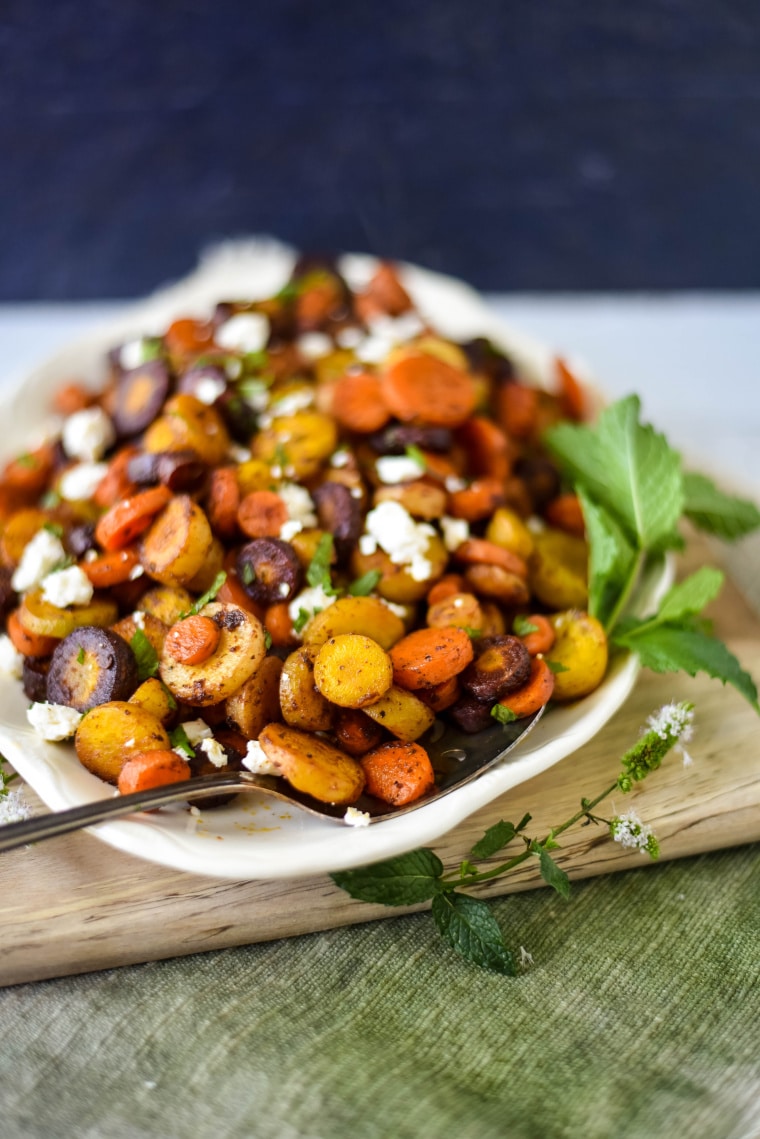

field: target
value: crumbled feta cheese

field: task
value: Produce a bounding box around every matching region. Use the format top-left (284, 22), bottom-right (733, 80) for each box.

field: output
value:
top-left (27, 702), bottom-right (83, 741)
top-left (278, 581), bottom-right (291, 598)
top-left (278, 483), bottom-right (317, 529)
top-left (41, 565), bottom-right (94, 608)
top-left (367, 312), bottom-right (424, 342)
top-left (119, 338), bottom-right (156, 371)
top-left (363, 501), bottom-right (435, 570)
top-left (359, 534), bottom-right (378, 555)
top-left (296, 332), bottom-right (333, 360)
top-left (132, 610), bottom-right (146, 630)
top-left (382, 600), bottom-right (408, 619)
top-left (526, 516), bottom-right (546, 534)
top-left (199, 738), bottom-right (228, 769)
top-left (354, 335), bottom-right (394, 365)
top-left (279, 519), bottom-right (303, 542)
top-left (343, 807), bottom-right (371, 828)
top-left (0, 633), bottom-right (24, 679)
top-left (440, 515), bottom-right (470, 552)
top-left (242, 739), bottom-right (281, 776)
top-left (228, 443), bottom-right (253, 463)
top-left (11, 529), bottom-right (66, 593)
top-left (84, 549), bottom-right (99, 563)
top-left (409, 555), bottom-right (434, 582)
top-left (62, 407), bottom-right (116, 462)
top-left (194, 375), bottom-right (227, 405)
top-left (444, 475), bottom-right (468, 494)
top-left (215, 312), bottom-right (269, 354)
top-left (240, 383), bottom-right (270, 413)
top-left (375, 456), bottom-right (424, 485)
top-left (335, 326), bottom-right (363, 349)
top-left (330, 449), bottom-right (350, 468)
top-left (182, 719), bottom-right (213, 746)
top-left (225, 357), bottom-right (243, 380)
top-left (59, 462), bottom-right (109, 502)
top-left (129, 564), bottom-right (145, 580)
top-left (270, 389), bottom-right (315, 417)
top-left (349, 486), bottom-right (363, 499)
top-left (288, 584), bottom-right (338, 627)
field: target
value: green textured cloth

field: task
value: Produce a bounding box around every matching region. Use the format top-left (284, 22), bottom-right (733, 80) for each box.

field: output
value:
top-left (1, 846), bottom-right (758, 1139)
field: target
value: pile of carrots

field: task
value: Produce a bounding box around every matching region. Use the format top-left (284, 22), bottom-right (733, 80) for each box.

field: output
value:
top-left (0, 255), bottom-right (606, 815)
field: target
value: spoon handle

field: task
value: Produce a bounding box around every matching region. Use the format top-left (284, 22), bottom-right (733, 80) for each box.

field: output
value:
top-left (0, 772), bottom-right (260, 854)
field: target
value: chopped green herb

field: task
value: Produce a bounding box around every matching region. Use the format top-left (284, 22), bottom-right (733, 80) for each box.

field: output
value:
top-left (76, 646), bottom-right (85, 665)
top-left (43, 522), bottom-right (64, 539)
top-left (139, 337), bottom-right (163, 362)
top-left (306, 534), bottom-right (338, 595)
top-left (49, 555), bottom-right (75, 574)
top-left (275, 281), bottom-right (302, 302)
top-left (463, 626), bottom-right (483, 639)
top-left (545, 659), bottom-right (570, 674)
top-left (404, 443), bottom-right (427, 471)
top-left (241, 562), bottom-right (255, 585)
top-left (293, 608), bottom-right (313, 634)
top-left (274, 443), bottom-right (290, 470)
top-left (130, 628), bottom-right (159, 681)
top-left (15, 453), bottom-right (37, 469)
top-left (182, 572), bottom-right (227, 618)
top-left (40, 490), bottom-right (61, 509)
top-left (513, 616), bottom-right (539, 637)
top-left (242, 350), bottom-right (269, 372)
top-left (169, 725), bottom-right (195, 759)
top-left (264, 631), bottom-right (273, 650)
top-left (491, 703), bottom-right (517, 724)
top-left (160, 682), bottom-right (178, 711)
top-left (238, 378), bottom-right (270, 404)
top-left (348, 570), bottom-right (382, 597)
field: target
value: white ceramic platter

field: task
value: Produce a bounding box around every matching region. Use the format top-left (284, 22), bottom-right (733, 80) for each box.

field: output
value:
top-left (0, 243), bottom-right (672, 880)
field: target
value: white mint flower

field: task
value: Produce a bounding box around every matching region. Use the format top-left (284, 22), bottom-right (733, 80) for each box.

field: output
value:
top-left (610, 810), bottom-right (659, 858)
top-left (0, 789), bottom-right (30, 826)
top-left (647, 702), bottom-right (695, 768)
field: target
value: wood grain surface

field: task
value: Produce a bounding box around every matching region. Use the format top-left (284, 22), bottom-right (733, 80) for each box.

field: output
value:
top-left (1, 538), bottom-right (758, 987)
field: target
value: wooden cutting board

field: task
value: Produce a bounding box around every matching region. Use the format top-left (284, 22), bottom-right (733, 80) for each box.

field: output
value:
top-left (1, 535), bottom-right (759, 987)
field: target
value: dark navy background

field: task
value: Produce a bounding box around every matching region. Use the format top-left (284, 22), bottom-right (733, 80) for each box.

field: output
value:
top-left (2, 1), bottom-right (760, 298)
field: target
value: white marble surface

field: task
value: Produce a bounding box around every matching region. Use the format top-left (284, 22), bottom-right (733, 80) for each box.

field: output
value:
top-left (0, 295), bottom-right (757, 494)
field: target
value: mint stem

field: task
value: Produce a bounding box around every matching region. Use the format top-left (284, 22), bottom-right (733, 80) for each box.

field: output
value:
top-left (603, 548), bottom-right (646, 635)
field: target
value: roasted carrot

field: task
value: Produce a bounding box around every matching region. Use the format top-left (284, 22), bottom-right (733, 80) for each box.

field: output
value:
top-left (360, 740), bottom-right (435, 806)
top-left (206, 467), bottom-right (241, 539)
top-left (237, 490), bottom-right (288, 539)
top-left (497, 383), bottom-right (538, 439)
top-left (81, 547), bottom-right (142, 588)
top-left (455, 416), bottom-right (513, 480)
top-left (330, 372), bottom-right (391, 434)
top-left (334, 708), bottom-right (385, 757)
top-left (52, 382), bottom-right (95, 416)
top-left (95, 485), bottom-right (173, 550)
top-left (447, 479), bottom-right (506, 523)
top-left (165, 615), bottom-right (221, 665)
top-left (545, 493), bottom-right (586, 538)
top-left (390, 627), bottom-right (474, 690)
top-left (415, 675), bottom-right (461, 713)
top-left (518, 614), bottom-right (555, 657)
top-left (556, 357), bottom-right (586, 421)
top-left (7, 609), bottom-right (58, 657)
top-left (93, 446), bottom-right (140, 509)
top-left (361, 261), bottom-right (412, 316)
top-left (426, 574), bottom-right (467, 607)
top-left (384, 353), bottom-right (477, 428)
top-left (499, 657), bottom-right (555, 718)
top-left (453, 538), bottom-right (528, 578)
top-left (164, 317), bottom-right (214, 359)
top-left (264, 601), bottom-right (297, 647)
top-left (217, 570), bottom-right (266, 619)
top-left (117, 750), bottom-right (192, 796)
top-left (3, 445), bottom-right (55, 497)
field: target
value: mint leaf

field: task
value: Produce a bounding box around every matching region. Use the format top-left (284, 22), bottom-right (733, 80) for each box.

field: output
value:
top-left (683, 472), bottom-right (760, 541)
top-left (545, 395), bottom-right (683, 553)
top-left (613, 622), bottom-right (759, 711)
top-left (306, 533), bottom-right (337, 595)
top-left (534, 846), bottom-right (571, 899)
top-left (130, 628), bottom-right (159, 681)
top-left (577, 487), bottom-right (637, 625)
top-left (471, 819), bottom-right (518, 859)
top-left (655, 567), bottom-right (724, 625)
top-left (76, 646), bottom-right (85, 664)
top-left (545, 659), bottom-right (569, 673)
top-left (186, 571), bottom-right (227, 616)
top-left (431, 892), bottom-right (516, 975)
top-left (331, 848), bottom-right (444, 906)
top-left (348, 570), bottom-right (382, 597)
top-left (43, 522), bottom-right (64, 539)
top-left (513, 616), bottom-right (539, 636)
top-left (491, 704), bottom-right (517, 724)
top-left (169, 725), bottom-right (195, 759)
top-left (404, 443), bottom-right (427, 471)
top-left (293, 607), bottom-right (314, 634)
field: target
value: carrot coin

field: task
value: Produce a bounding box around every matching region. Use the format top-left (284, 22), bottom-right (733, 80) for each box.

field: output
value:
top-left (237, 490), bottom-right (288, 539)
top-left (331, 372), bottom-right (391, 434)
top-left (384, 353), bottom-right (477, 428)
top-left (165, 614), bottom-right (221, 665)
top-left (117, 750), bottom-right (192, 796)
top-left (360, 740), bottom-right (435, 806)
top-left (81, 547), bottom-right (142, 588)
top-left (390, 627), bottom-right (474, 690)
top-left (206, 467), bottom-right (241, 539)
top-left (499, 657), bottom-right (555, 719)
top-left (95, 485), bottom-right (173, 550)
top-left (454, 538), bottom-right (528, 578)
top-left (517, 614), bottom-right (555, 657)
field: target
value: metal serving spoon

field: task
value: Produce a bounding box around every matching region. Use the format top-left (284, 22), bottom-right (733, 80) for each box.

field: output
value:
top-left (0, 708), bottom-right (544, 853)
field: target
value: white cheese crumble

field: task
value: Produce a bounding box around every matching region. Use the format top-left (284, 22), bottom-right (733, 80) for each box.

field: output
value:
top-left (11, 529), bottom-right (66, 593)
top-left (526, 515), bottom-right (546, 534)
top-left (296, 332), bottom-right (333, 360)
top-left (242, 739), bottom-right (281, 776)
top-left (129, 564), bottom-right (145, 580)
top-left (330, 449), bottom-right (350, 468)
top-left (215, 312), bottom-right (269, 354)
top-left (228, 443), bottom-right (253, 463)
top-left (375, 456), bottom-right (424, 485)
top-left (119, 338), bottom-right (156, 371)
top-left (278, 482), bottom-right (317, 529)
top-left (359, 534), bottom-right (378, 555)
top-left (277, 580), bottom-right (291, 597)
top-left (62, 406), bottom-right (116, 462)
top-left (270, 389), bottom-right (315, 417)
top-left (0, 634), bottom-right (24, 679)
top-left (288, 584), bottom-right (338, 628)
top-left (367, 311), bottom-right (425, 342)
top-left (199, 738), bottom-right (228, 769)
top-left (240, 383), bottom-right (270, 413)
top-left (363, 501), bottom-right (436, 579)
top-left (382, 600), bottom-right (409, 620)
top-left (444, 475), bottom-right (468, 494)
top-left (59, 462), bottom-right (109, 502)
top-left (354, 335), bottom-right (394, 365)
top-left (279, 519), bottom-right (304, 542)
top-left (84, 548), bottom-right (99, 563)
top-left (343, 807), bottom-right (371, 828)
top-left (440, 515), bottom-right (470, 553)
top-left (27, 702), bottom-right (83, 741)
top-left (335, 326), bottom-right (363, 349)
top-left (132, 610), bottom-right (146, 630)
top-left (194, 374), bottom-right (227, 405)
top-left (41, 565), bottom-right (94, 608)
top-left (182, 719), bottom-right (213, 746)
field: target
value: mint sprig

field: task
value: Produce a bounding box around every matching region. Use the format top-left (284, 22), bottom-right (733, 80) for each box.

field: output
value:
top-left (130, 628), bottom-right (159, 681)
top-left (682, 471), bottom-right (760, 541)
top-left (306, 534), bottom-right (338, 596)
